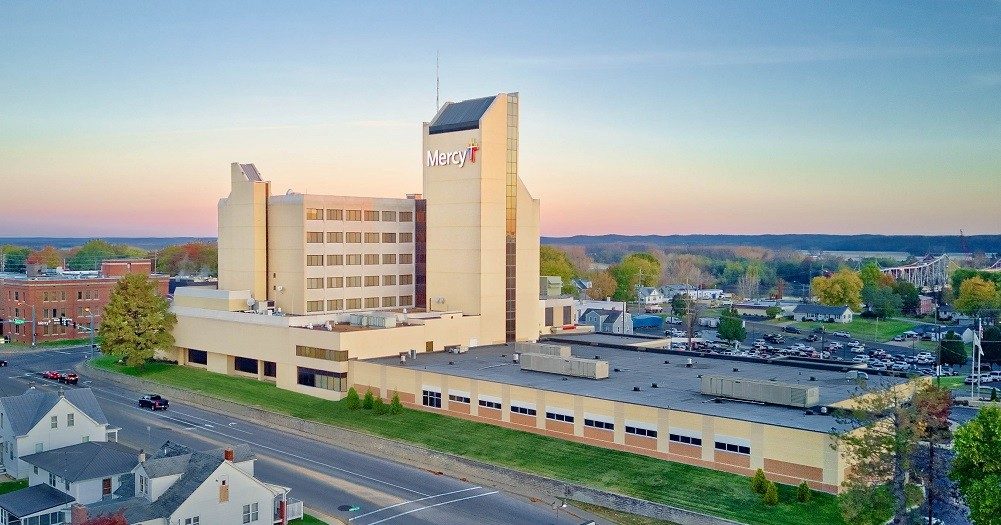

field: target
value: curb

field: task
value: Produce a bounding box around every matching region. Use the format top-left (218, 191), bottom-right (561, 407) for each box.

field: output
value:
top-left (81, 362), bottom-right (746, 525)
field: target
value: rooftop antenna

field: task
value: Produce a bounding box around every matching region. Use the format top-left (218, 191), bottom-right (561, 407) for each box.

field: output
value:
top-left (435, 50), bottom-right (440, 111)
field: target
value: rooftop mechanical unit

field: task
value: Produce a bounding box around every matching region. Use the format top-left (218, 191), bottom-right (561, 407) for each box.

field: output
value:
top-left (519, 353), bottom-right (609, 380)
top-left (513, 342), bottom-right (571, 357)
top-left (700, 375), bottom-right (820, 408)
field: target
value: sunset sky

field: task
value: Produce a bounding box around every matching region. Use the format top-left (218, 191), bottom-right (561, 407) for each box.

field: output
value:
top-left (2, 2), bottom-right (999, 237)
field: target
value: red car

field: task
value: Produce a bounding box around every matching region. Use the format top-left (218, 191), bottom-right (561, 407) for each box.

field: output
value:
top-left (41, 371), bottom-right (62, 380)
top-left (58, 373), bottom-right (79, 385)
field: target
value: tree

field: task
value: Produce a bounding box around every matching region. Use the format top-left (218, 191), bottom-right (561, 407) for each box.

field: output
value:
top-left (540, 246), bottom-right (579, 294)
top-left (952, 268), bottom-right (1001, 292)
top-left (891, 280), bottom-right (920, 316)
top-left (797, 481), bottom-right (812, 503)
top-left (389, 393), bottom-right (404, 414)
top-left (859, 261), bottom-right (883, 289)
top-left (763, 481), bottom-right (779, 505)
top-left (156, 242), bottom-right (218, 276)
top-left (586, 270), bottom-right (617, 300)
top-left (373, 397), bottom-right (387, 414)
top-left (912, 385), bottom-right (952, 525)
top-left (955, 276), bottom-right (1001, 315)
top-left (950, 405), bottom-right (1001, 525)
top-left (0, 245), bottom-right (30, 273)
top-left (940, 331), bottom-right (968, 366)
top-left (982, 325), bottom-right (1001, 365)
top-left (671, 294), bottom-right (687, 318)
top-left (99, 274), bottom-right (176, 368)
top-left (718, 307), bottom-right (746, 343)
top-left (344, 387), bottom-right (361, 409)
top-left (863, 286), bottom-right (903, 320)
top-left (67, 239), bottom-right (147, 271)
top-left (609, 253), bottom-right (661, 300)
top-left (750, 468), bottom-right (768, 494)
top-left (765, 306), bottom-right (783, 319)
top-left (81, 513), bottom-right (128, 525)
top-left (362, 389), bottom-right (375, 409)
top-left (26, 246), bottom-right (63, 268)
top-left (811, 269), bottom-right (863, 311)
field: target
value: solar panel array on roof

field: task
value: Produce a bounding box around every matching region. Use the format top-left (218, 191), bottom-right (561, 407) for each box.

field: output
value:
top-left (428, 96), bottom-right (496, 135)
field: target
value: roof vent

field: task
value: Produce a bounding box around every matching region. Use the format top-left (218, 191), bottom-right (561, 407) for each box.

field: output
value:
top-left (613, 368), bottom-right (621, 372)
top-left (663, 360), bottom-right (670, 364)
top-left (809, 376), bottom-right (817, 381)
top-left (732, 368), bottom-right (739, 372)
top-left (595, 355), bottom-right (601, 359)
top-left (805, 409), bottom-right (814, 416)
top-left (633, 386), bottom-right (641, 392)
top-left (448, 361), bottom-right (455, 365)
top-left (651, 383), bottom-right (658, 388)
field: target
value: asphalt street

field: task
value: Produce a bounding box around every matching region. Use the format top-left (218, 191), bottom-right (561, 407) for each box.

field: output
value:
top-left (0, 346), bottom-right (589, 525)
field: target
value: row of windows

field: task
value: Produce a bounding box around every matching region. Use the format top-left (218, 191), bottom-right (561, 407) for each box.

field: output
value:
top-left (546, 412), bottom-right (574, 423)
top-left (305, 295), bottom-right (413, 312)
top-left (306, 232), bottom-right (413, 243)
top-left (297, 367), bottom-right (347, 391)
top-left (20, 511), bottom-right (64, 525)
top-left (296, 345), bottom-right (348, 362)
top-left (510, 405), bottom-right (536, 416)
top-left (626, 426), bottom-right (658, 438)
top-left (584, 418), bottom-right (614, 430)
top-left (714, 441), bottom-right (751, 455)
top-left (479, 399), bottom-right (502, 410)
top-left (24, 290), bottom-right (102, 302)
top-left (306, 254), bottom-right (414, 266)
top-left (48, 413), bottom-right (75, 429)
top-left (307, 275), bottom-right (413, 288)
top-left (447, 393), bottom-right (470, 404)
top-left (306, 208), bottom-right (414, 222)
top-left (422, 390), bottom-right (442, 408)
top-left (669, 433), bottom-right (700, 445)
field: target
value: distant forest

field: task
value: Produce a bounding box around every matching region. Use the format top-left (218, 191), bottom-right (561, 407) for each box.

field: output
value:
top-left (0, 237), bottom-right (215, 250)
top-left (543, 234), bottom-right (1000, 258)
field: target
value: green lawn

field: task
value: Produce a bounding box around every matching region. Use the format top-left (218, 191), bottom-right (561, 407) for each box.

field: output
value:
top-left (571, 500), bottom-right (680, 525)
top-left (92, 355), bottom-right (844, 525)
top-left (792, 318), bottom-right (917, 342)
top-left (0, 479), bottom-right (27, 495)
top-left (290, 514), bottom-right (328, 525)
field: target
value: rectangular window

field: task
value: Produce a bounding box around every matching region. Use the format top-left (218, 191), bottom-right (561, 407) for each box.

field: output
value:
top-left (184, 518), bottom-right (200, 525)
top-left (668, 433), bottom-right (699, 445)
top-left (364, 210), bottom-right (380, 221)
top-left (364, 254), bottom-right (380, 265)
top-left (327, 277), bottom-right (344, 288)
top-left (263, 361), bottom-right (276, 378)
top-left (306, 232), bottom-right (324, 243)
top-left (345, 298), bottom-right (362, 309)
top-left (306, 300), bottom-right (324, 312)
top-left (626, 425), bottom-right (658, 438)
top-left (51, 415), bottom-right (58, 429)
top-left (296, 346), bottom-right (348, 361)
top-left (447, 393), bottom-right (470, 404)
top-left (584, 418), bottom-right (614, 430)
top-left (346, 232), bottom-right (362, 243)
top-left (382, 211), bottom-right (397, 221)
top-left (399, 253), bottom-right (413, 264)
top-left (234, 357), bottom-right (258, 374)
top-left (297, 367), bottom-right (347, 391)
top-left (326, 209), bottom-right (343, 220)
top-left (345, 276), bottom-right (362, 287)
top-left (327, 232), bottom-right (344, 243)
top-left (382, 296), bottom-right (396, 307)
top-left (545, 411), bottom-right (574, 423)
top-left (306, 208), bottom-right (323, 220)
top-left (399, 232), bottom-right (413, 243)
top-left (327, 299), bottom-right (344, 311)
top-left (67, 413), bottom-right (74, 427)
top-left (306, 255), bottom-right (324, 266)
top-left (364, 232), bottom-right (380, 243)
top-left (363, 275), bottom-right (380, 287)
top-left (399, 295), bottom-right (413, 307)
top-left (478, 399), bottom-right (502, 410)
top-left (399, 211), bottom-right (413, 222)
top-left (188, 349), bottom-right (208, 365)
top-left (382, 275), bottom-right (396, 286)
top-left (50, 473), bottom-right (56, 486)
top-left (243, 502), bottom-right (259, 523)
top-left (511, 405), bottom-right (536, 416)
top-left (327, 254), bottom-right (344, 266)
top-left (346, 210), bottom-right (362, 221)
top-left (714, 441), bottom-right (751, 455)
top-left (346, 254), bottom-right (362, 265)
top-left (306, 278), bottom-right (324, 289)
top-left (364, 297), bottom-right (379, 308)
top-left (399, 274), bottom-right (413, 285)
top-left (381, 232), bottom-right (397, 243)
top-left (382, 253), bottom-right (397, 264)
top-left (422, 390), bottom-right (442, 408)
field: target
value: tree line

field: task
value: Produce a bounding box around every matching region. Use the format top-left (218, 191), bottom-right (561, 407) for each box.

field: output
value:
top-left (0, 240), bottom-right (218, 277)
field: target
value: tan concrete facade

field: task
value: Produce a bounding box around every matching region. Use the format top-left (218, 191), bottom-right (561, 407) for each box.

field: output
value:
top-left (218, 163), bottom-right (270, 301)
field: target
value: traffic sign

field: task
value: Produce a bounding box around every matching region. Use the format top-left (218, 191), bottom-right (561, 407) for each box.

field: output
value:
top-left (13, 318), bottom-right (24, 326)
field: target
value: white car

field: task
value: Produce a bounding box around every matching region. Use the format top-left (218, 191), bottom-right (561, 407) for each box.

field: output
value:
top-left (916, 352), bottom-right (933, 360)
top-left (832, 331), bottom-right (851, 338)
top-left (850, 346), bottom-right (866, 354)
top-left (891, 363), bottom-right (909, 371)
top-left (852, 355), bottom-right (868, 363)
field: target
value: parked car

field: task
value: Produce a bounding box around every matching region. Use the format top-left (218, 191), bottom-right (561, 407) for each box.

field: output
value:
top-left (805, 334), bottom-right (819, 342)
top-left (892, 335), bottom-right (905, 342)
top-left (58, 373), bottom-right (79, 385)
top-left (41, 371), bottom-right (62, 380)
top-left (139, 394), bottom-right (169, 410)
top-left (850, 346), bottom-right (866, 354)
top-left (891, 363), bottom-right (909, 371)
top-left (783, 326), bottom-right (802, 334)
top-left (0, 360), bottom-right (7, 367)
top-left (832, 331), bottom-right (851, 338)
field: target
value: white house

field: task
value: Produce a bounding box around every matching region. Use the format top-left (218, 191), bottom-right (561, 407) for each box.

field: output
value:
top-left (0, 483), bottom-right (73, 525)
top-left (23, 441), bottom-right (141, 505)
top-left (0, 388), bottom-right (118, 479)
top-left (636, 287), bottom-right (666, 306)
top-left (792, 304), bottom-right (853, 324)
top-left (78, 442), bottom-right (302, 525)
top-left (580, 308), bottom-right (633, 334)
top-left (660, 285), bottom-right (727, 302)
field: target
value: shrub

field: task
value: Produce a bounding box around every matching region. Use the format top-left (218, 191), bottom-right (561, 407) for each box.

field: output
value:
top-left (362, 390), bottom-right (375, 409)
top-left (991, 387), bottom-right (998, 402)
top-left (373, 397), bottom-right (387, 415)
top-left (763, 481), bottom-right (779, 505)
top-left (750, 468), bottom-right (769, 494)
top-left (389, 393), bottom-right (404, 415)
top-left (797, 481), bottom-right (812, 503)
top-left (343, 387), bottom-right (360, 410)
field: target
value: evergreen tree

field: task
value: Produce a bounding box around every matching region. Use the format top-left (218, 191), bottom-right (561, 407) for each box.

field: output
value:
top-left (100, 273), bottom-right (175, 368)
top-left (750, 468), bottom-right (768, 494)
top-left (940, 332), bottom-right (968, 366)
top-left (718, 307), bottom-right (747, 342)
top-left (950, 406), bottom-right (1001, 525)
top-left (763, 481), bottom-right (779, 505)
top-left (343, 387), bottom-right (360, 410)
top-left (389, 393), bottom-right (404, 414)
top-left (362, 390), bottom-right (375, 409)
top-left (797, 482), bottom-right (812, 503)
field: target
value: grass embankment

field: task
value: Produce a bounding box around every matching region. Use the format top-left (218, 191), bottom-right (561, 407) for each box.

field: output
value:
top-left (290, 515), bottom-right (328, 525)
top-left (571, 500), bottom-right (679, 525)
top-left (92, 355), bottom-right (843, 525)
top-left (793, 318), bottom-right (917, 342)
top-left (0, 479), bottom-right (28, 494)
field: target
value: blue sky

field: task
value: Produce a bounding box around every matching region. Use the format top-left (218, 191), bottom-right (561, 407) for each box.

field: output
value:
top-left (2, 1), bottom-right (999, 236)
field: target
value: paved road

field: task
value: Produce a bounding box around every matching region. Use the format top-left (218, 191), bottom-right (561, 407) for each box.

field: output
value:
top-left (0, 346), bottom-right (589, 525)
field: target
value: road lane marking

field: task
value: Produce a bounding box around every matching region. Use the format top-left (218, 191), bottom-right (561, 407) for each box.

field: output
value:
top-left (348, 486), bottom-right (483, 520)
top-left (361, 491), bottom-right (499, 525)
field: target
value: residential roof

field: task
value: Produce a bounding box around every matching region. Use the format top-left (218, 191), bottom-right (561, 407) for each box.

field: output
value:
top-left (581, 308), bottom-right (623, 324)
top-left (0, 388), bottom-right (108, 436)
top-left (571, 278), bottom-right (592, 290)
top-left (637, 287), bottom-right (661, 298)
top-left (0, 483), bottom-right (75, 518)
top-left (22, 441), bottom-right (140, 483)
top-left (143, 441), bottom-right (254, 479)
top-left (793, 304), bottom-right (852, 316)
top-left (428, 96), bottom-right (496, 134)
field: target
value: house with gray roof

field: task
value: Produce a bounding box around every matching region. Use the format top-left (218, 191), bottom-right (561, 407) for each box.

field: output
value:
top-left (580, 308), bottom-right (633, 335)
top-left (792, 304), bottom-right (853, 324)
top-left (23, 441), bottom-right (142, 505)
top-left (0, 388), bottom-right (118, 479)
top-left (0, 483), bottom-right (74, 525)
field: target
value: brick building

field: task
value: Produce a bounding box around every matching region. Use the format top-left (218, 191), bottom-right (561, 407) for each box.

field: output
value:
top-left (0, 259), bottom-right (168, 345)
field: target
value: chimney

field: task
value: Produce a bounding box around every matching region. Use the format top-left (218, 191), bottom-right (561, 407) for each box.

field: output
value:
top-left (138, 449), bottom-right (146, 463)
top-left (224, 448), bottom-right (234, 462)
top-left (70, 504), bottom-right (89, 525)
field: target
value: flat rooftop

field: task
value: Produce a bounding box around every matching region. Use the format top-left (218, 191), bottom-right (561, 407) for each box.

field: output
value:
top-left (368, 335), bottom-right (909, 433)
